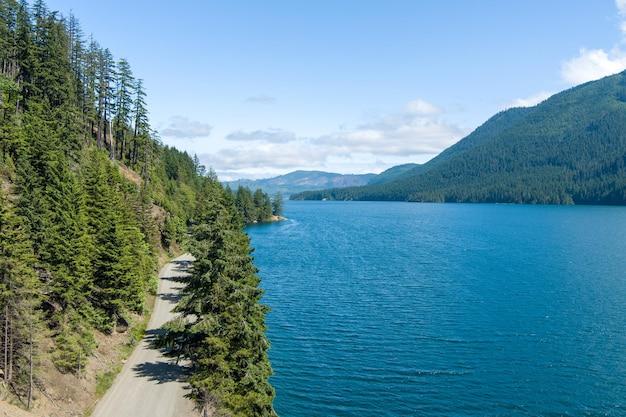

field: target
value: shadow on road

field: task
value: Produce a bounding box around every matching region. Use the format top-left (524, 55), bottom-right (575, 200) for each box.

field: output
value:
top-left (132, 360), bottom-right (186, 384)
top-left (161, 258), bottom-right (193, 283)
top-left (159, 291), bottom-right (182, 303)
top-left (128, 256), bottom-right (193, 385)
top-left (133, 330), bottom-right (188, 384)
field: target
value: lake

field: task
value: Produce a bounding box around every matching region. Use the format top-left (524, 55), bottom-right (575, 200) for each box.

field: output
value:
top-left (247, 201), bottom-right (626, 416)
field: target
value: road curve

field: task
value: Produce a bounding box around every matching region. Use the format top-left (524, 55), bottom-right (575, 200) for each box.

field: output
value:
top-left (91, 254), bottom-right (197, 417)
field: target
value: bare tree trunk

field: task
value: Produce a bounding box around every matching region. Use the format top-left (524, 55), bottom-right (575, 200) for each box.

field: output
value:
top-left (28, 322), bottom-right (33, 410)
top-left (3, 305), bottom-right (7, 383)
top-left (97, 119), bottom-right (102, 148)
top-left (8, 317), bottom-right (13, 381)
top-left (121, 132), bottom-right (126, 163)
top-left (108, 120), bottom-right (115, 160)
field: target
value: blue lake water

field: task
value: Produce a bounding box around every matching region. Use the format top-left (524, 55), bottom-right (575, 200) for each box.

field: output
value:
top-left (247, 201), bottom-right (626, 417)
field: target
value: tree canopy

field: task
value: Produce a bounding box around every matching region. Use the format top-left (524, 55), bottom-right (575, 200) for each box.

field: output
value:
top-left (0, 1), bottom-right (275, 414)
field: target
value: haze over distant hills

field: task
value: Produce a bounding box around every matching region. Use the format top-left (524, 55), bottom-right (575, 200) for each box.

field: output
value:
top-left (224, 165), bottom-right (419, 195)
top-left (292, 71), bottom-right (626, 205)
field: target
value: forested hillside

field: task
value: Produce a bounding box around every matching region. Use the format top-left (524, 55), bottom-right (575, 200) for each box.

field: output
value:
top-left (0, 1), bottom-right (274, 415)
top-left (227, 185), bottom-right (283, 224)
top-left (366, 163), bottom-right (420, 185)
top-left (293, 73), bottom-right (626, 204)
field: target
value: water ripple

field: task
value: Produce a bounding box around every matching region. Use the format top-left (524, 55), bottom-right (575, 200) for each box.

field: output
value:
top-left (249, 202), bottom-right (626, 417)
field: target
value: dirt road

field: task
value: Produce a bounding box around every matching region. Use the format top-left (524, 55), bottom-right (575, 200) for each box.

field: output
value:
top-left (91, 254), bottom-right (196, 417)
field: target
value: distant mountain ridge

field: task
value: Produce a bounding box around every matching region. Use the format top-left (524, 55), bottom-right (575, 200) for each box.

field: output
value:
top-left (224, 165), bottom-right (421, 196)
top-left (224, 170), bottom-right (376, 195)
top-left (292, 71), bottom-right (626, 204)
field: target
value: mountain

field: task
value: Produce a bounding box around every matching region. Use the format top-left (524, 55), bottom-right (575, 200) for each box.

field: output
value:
top-left (225, 165), bottom-right (425, 196)
top-left (225, 170), bottom-right (376, 195)
top-left (292, 72), bottom-right (626, 204)
top-left (367, 163), bottom-right (420, 185)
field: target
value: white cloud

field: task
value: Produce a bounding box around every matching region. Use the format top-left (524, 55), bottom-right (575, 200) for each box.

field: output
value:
top-left (160, 116), bottom-right (212, 139)
top-left (406, 99), bottom-right (440, 115)
top-left (506, 91), bottom-right (552, 108)
top-left (617, 0), bottom-right (626, 16)
top-left (245, 94), bottom-right (276, 104)
top-left (316, 110), bottom-right (464, 156)
top-left (560, 1), bottom-right (626, 85)
top-left (200, 142), bottom-right (331, 173)
top-left (203, 98), bottom-right (466, 179)
top-left (561, 48), bottom-right (626, 84)
top-left (226, 128), bottom-right (297, 143)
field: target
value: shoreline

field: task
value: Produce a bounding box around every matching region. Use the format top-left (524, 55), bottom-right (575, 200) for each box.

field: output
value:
top-left (269, 215), bottom-right (287, 222)
top-left (248, 215), bottom-right (287, 226)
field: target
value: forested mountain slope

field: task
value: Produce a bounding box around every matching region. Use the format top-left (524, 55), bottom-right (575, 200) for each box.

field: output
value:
top-left (293, 73), bottom-right (626, 204)
top-left (0, 1), bottom-right (274, 416)
top-left (367, 163), bottom-right (420, 185)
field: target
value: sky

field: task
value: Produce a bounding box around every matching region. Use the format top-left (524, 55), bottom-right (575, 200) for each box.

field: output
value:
top-left (45, 0), bottom-right (626, 180)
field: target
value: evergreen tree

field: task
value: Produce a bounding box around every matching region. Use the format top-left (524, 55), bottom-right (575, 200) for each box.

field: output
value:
top-left (271, 192), bottom-right (283, 216)
top-left (96, 47), bottom-right (114, 152)
top-left (81, 148), bottom-right (152, 330)
top-left (234, 186), bottom-right (256, 223)
top-left (14, 0), bottom-right (35, 110)
top-left (253, 188), bottom-right (272, 222)
top-left (160, 187), bottom-right (276, 417)
top-left (0, 191), bottom-right (44, 408)
top-left (82, 37), bottom-right (99, 139)
top-left (0, 2), bottom-right (276, 409)
top-left (131, 78), bottom-right (149, 170)
top-left (114, 58), bottom-right (133, 162)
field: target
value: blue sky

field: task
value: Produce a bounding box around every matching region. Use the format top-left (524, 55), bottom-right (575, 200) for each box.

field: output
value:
top-left (46, 0), bottom-right (626, 179)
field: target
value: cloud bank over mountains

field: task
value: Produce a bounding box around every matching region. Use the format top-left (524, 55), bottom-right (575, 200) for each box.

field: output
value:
top-left (201, 98), bottom-right (466, 180)
top-left (166, 1), bottom-right (626, 181)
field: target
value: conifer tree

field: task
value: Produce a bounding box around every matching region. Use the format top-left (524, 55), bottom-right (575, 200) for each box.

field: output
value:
top-left (96, 47), bottom-right (114, 152)
top-left (0, 191), bottom-right (44, 407)
top-left (271, 192), bottom-right (283, 216)
top-left (253, 188), bottom-right (272, 222)
top-left (83, 37), bottom-right (99, 139)
top-left (0, 1), bottom-right (276, 408)
top-left (160, 186), bottom-right (276, 417)
top-left (14, 0), bottom-right (35, 110)
top-left (114, 58), bottom-right (134, 162)
top-left (131, 78), bottom-right (149, 168)
top-left (80, 148), bottom-right (152, 330)
top-left (235, 186), bottom-right (256, 223)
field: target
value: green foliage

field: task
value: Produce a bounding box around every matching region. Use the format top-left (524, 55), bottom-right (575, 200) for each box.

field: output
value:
top-left (159, 186), bottom-right (276, 417)
top-left (0, 190), bottom-right (45, 407)
top-left (80, 148), bottom-right (154, 331)
top-left (0, 2), bottom-right (275, 413)
top-left (231, 186), bottom-right (275, 224)
top-left (51, 308), bottom-right (96, 373)
top-left (271, 192), bottom-right (283, 216)
top-left (293, 73), bottom-right (626, 204)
